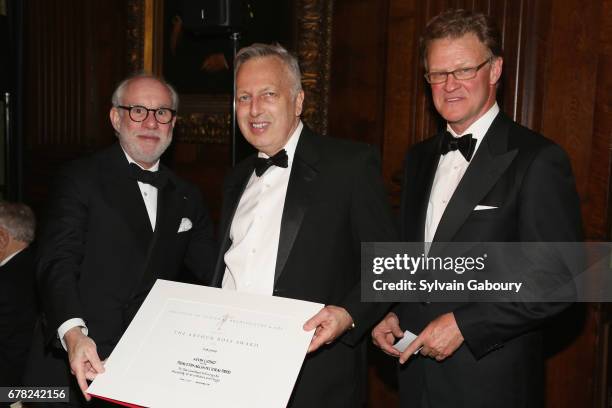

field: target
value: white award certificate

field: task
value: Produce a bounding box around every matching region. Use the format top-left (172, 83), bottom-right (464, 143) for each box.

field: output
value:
top-left (87, 279), bottom-right (323, 408)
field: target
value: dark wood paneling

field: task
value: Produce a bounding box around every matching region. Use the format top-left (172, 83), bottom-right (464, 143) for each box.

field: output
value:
top-left (536, 4), bottom-right (609, 407)
top-left (23, 1), bottom-right (127, 149)
top-left (585, 0), bottom-right (612, 241)
top-left (539, 1), bottom-right (600, 208)
top-left (22, 0), bottom-right (129, 208)
top-left (24, 0), bottom-right (87, 148)
top-left (516, 0), bottom-right (550, 130)
top-left (328, 0), bottom-right (390, 147)
top-left (23, 0), bottom-right (127, 206)
top-left (381, 0), bottom-right (418, 203)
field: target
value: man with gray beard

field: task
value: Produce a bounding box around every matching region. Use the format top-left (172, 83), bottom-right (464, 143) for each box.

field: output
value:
top-left (28, 74), bottom-right (215, 407)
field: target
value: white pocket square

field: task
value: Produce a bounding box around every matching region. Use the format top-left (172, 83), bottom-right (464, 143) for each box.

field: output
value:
top-left (177, 217), bottom-right (192, 233)
top-left (474, 205), bottom-right (498, 211)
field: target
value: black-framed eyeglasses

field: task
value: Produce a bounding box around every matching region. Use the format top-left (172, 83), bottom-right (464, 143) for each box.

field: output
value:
top-left (116, 105), bottom-right (177, 124)
top-left (424, 58), bottom-right (492, 84)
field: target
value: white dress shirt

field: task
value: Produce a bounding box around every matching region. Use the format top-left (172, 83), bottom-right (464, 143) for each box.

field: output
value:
top-left (57, 148), bottom-right (161, 349)
top-left (222, 121), bottom-right (303, 295)
top-left (424, 103), bottom-right (500, 243)
top-left (125, 151), bottom-right (160, 230)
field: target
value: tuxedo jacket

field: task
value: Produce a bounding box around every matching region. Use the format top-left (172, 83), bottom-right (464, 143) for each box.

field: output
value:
top-left (213, 127), bottom-right (397, 408)
top-left (31, 143), bottom-right (215, 377)
top-left (0, 246), bottom-right (37, 388)
top-left (396, 112), bottom-right (582, 408)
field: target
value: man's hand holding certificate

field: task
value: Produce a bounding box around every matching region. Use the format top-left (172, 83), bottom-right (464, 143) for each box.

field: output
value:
top-left (87, 280), bottom-right (323, 408)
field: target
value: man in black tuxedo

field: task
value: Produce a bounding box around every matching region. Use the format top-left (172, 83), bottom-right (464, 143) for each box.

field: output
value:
top-left (0, 201), bottom-right (37, 400)
top-left (212, 43), bottom-right (396, 408)
top-left (30, 74), bottom-right (215, 405)
top-left (371, 9), bottom-right (582, 407)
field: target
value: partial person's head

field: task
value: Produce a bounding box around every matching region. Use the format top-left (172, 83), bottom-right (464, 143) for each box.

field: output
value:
top-left (420, 9), bottom-right (503, 134)
top-left (234, 43), bottom-right (304, 156)
top-left (0, 201), bottom-right (35, 261)
top-left (110, 74), bottom-right (179, 169)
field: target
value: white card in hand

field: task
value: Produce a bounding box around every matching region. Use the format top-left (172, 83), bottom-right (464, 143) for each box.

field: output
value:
top-left (393, 330), bottom-right (422, 354)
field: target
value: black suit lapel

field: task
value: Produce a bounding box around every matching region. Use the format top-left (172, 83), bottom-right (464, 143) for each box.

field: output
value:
top-left (274, 127), bottom-right (319, 285)
top-left (433, 113), bottom-right (518, 244)
top-left (153, 173), bottom-right (184, 243)
top-left (405, 136), bottom-right (441, 242)
top-left (101, 144), bottom-right (153, 255)
top-left (136, 175), bottom-right (185, 294)
top-left (212, 157), bottom-right (256, 287)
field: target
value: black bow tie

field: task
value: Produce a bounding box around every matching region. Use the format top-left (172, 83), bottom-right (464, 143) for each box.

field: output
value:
top-left (129, 163), bottom-right (167, 188)
top-left (440, 131), bottom-right (476, 161)
top-left (254, 149), bottom-right (289, 177)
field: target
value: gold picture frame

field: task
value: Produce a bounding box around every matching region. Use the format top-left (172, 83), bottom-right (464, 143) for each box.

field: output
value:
top-left (126, 0), bottom-right (333, 142)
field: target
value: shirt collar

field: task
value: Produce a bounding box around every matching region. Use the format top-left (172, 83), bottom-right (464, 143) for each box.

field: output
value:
top-left (121, 145), bottom-right (160, 172)
top-left (258, 120), bottom-right (303, 166)
top-left (0, 247), bottom-right (25, 267)
top-left (447, 103), bottom-right (499, 154)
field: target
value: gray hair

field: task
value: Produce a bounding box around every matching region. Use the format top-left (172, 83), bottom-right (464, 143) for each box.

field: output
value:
top-left (235, 43), bottom-right (303, 96)
top-left (0, 201), bottom-right (35, 244)
top-left (111, 73), bottom-right (179, 110)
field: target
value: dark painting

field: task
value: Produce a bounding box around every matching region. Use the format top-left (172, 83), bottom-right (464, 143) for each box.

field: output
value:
top-left (162, 0), bottom-right (295, 95)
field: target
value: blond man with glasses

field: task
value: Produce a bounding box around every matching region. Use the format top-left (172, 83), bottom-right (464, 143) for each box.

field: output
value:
top-left (372, 9), bottom-right (582, 408)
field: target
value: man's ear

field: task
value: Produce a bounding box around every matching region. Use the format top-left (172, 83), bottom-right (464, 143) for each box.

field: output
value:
top-left (295, 90), bottom-right (305, 117)
top-left (0, 228), bottom-right (9, 251)
top-left (110, 107), bottom-right (122, 133)
top-left (489, 57), bottom-right (503, 85)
